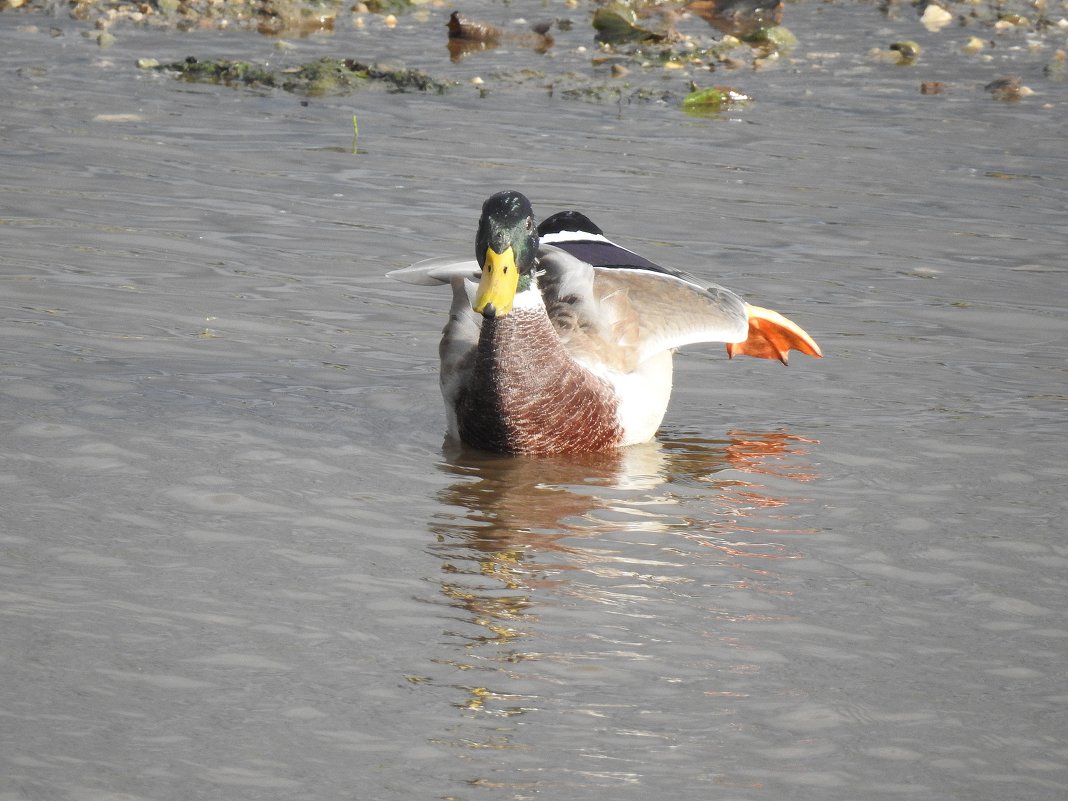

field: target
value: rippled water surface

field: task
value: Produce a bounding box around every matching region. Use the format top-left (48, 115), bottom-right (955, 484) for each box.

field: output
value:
top-left (2, 3), bottom-right (1067, 800)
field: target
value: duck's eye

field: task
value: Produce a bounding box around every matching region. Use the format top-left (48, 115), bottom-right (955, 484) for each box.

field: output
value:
top-left (526, 218), bottom-right (534, 232)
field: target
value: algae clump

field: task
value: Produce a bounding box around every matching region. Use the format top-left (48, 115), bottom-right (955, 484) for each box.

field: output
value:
top-left (153, 56), bottom-right (453, 96)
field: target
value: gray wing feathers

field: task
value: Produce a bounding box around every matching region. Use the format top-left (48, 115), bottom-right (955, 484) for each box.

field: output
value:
top-left (538, 246), bottom-right (748, 369)
top-left (388, 258), bottom-right (480, 286)
top-left (438, 275), bottom-right (480, 405)
top-left (598, 270), bottom-right (749, 361)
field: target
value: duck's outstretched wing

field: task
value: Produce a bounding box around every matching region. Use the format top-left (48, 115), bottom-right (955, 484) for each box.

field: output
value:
top-left (387, 257), bottom-right (479, 286)
top-left (537, 245), bottom-right (749, 372)
top-left (539, 210), bottom-right (668, 273)
top-left (537, 212), bottom-right (821, 366)
top-left (386, 258), bottom-right (482, 418)
top-left (438, 274), bottom-right (481, 407)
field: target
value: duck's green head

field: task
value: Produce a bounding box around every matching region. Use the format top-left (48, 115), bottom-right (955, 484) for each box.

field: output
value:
top-left (473, 190), bottom-right (538, 318)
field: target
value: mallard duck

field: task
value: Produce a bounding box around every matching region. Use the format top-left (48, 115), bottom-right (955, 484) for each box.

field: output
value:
top-left (389, 190), bottom-right (821, 456)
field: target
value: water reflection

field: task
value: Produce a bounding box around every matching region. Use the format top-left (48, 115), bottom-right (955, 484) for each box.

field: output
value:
top-left (687, 0), bottom-right (785, 38)
top-left (424, 430), bottom-right (819, 733)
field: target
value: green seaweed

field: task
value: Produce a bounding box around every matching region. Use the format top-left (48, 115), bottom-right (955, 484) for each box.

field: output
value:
top-left (351, 60), bottom-right (454, 94)
top-left (167, 57), bottom-right (278, 88)
top-left (361, 0), bottom-right (414, 13)
top-left (889, 40), bottom-right (922, 65)
top-left (153, 56), bottom-right (454, 95)
top-left (681, 84), bottom-right (751, 116)
top-left (742, 25), bottom-right (797, 50)
top-left (592, 4), bottom-right (668, 45)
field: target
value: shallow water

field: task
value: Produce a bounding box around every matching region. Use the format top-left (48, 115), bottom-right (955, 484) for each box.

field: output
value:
top-left (2, 4), bottom-right (1067, 800)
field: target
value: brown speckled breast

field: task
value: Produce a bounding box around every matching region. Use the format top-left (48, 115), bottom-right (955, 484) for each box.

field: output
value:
top-left (456, 308), bottom-right (623, 456)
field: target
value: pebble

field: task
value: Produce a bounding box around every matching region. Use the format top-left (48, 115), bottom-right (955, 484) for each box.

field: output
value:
top-left (985, 75), bottom-right (1034, 100)
top-left (921, 5), bottom-right (953, 32)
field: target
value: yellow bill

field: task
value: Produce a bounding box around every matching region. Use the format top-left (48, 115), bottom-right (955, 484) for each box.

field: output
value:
top-left (473, 246), bottom-right (520, 317)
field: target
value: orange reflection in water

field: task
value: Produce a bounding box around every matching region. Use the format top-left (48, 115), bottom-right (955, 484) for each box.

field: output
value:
top-left (430, 428), bottom-right (821, 582)
top-left (422, 429), bottom-right (821, 730)
top-left (425, 433), bottom-right (815, 632)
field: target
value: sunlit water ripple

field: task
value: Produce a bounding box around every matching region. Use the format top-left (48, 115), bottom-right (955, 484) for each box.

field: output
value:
top-left (2, 4), bottom-right (1067, 800)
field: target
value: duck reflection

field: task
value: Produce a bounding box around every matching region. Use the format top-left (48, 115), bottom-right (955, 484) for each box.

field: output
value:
top-left (426, 429), bottom-right (819, 721)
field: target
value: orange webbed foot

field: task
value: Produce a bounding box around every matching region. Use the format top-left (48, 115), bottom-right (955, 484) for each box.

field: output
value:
top-left (725, 304), bottom-right (823, 365)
